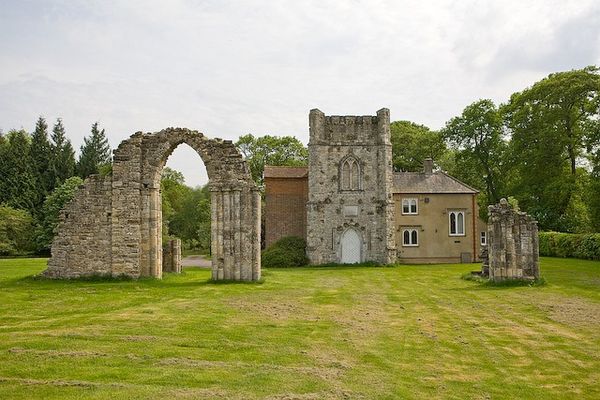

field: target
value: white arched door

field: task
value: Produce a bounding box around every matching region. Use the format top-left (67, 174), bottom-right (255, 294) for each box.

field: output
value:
top-left (340, 229), bottom-right (362, 264)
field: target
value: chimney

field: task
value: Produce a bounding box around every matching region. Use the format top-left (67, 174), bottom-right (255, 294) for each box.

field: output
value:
top-left (423, 158), bottom-right (434, 174)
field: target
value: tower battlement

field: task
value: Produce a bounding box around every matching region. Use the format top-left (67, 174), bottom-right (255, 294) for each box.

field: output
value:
top-left (309, 108), bottom-right (391, 145)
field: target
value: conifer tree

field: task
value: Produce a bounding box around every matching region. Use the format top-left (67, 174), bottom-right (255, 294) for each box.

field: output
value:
top-left (49, 118), bottom-right (76, 187)
top-left (30, 116), bottom-right (53, 212)
top-left (2, 130), bottom-right (37, 212)
top-left (76, 122), bottom-right (111, 179)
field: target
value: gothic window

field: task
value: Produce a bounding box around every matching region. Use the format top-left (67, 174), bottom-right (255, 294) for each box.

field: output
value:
top-left (402, 198), bottom-right (418, 214)
top-left (340, 156), bottom-right (361, 191)
top-left (449, 211), bottom-right (465, 236)
top-left (402, 228), bottom-right (418, 246)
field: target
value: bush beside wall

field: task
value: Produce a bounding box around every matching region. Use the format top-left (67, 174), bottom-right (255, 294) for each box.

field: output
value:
top-left (261, 236), bottom-right (308, 268)
top-left (539, 232), bottom-right (600, 260)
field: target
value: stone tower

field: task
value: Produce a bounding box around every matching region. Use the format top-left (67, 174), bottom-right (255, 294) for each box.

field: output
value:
top-left (306, 109), bottom-right (396, 264)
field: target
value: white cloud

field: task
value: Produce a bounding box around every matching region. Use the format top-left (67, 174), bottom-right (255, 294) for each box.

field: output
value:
top-left (1, 0), bottom-right (599, 186)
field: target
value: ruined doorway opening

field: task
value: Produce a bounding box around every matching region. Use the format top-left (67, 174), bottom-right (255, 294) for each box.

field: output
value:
top-left (159, 144), bottom-right (211, 276)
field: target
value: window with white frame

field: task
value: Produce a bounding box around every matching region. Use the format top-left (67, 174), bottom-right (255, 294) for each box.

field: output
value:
top-left (449, 211), bottom-right (465, 236)
top-left (340, 156), bottom-right (361, 191)
top-left (402, 198), bottom-right (418, 214)
top-left (480, 231), bottom-right (487, 245)
top-left (402, 228), bottom-right (419, 246)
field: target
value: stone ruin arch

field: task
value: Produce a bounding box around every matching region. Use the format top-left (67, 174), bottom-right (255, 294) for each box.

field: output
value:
top-left (43, 128), bottom-right (261, 281)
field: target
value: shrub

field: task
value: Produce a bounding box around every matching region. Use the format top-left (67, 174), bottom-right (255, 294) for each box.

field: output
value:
top-left (0, 205), bottom-right (35, 256)
top-left (539, 232), bottom-right (600, 260)
top-left (261, 236), bottom-right (308, 268)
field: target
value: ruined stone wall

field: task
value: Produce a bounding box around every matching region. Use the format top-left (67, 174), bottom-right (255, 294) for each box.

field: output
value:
top-left (45, 128), bottom-right (261, 281)
top-left (487, 199), bottom-right (540, 281)
top-left (44, 175), bottom-right (113, 278)
top-left (306, 109), bottom-right (396, 264)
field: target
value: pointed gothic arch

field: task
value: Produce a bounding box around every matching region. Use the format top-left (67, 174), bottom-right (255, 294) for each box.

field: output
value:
top-left (339, 154), bottom-right (362, 191)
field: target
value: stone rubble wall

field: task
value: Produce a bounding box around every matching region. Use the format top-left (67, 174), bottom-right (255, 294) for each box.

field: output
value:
top-left (487, 198), bottom-right (540, 281)
top-left (44, 175), bottom-right (113, 278)
top-left (306, 109), bottom-right (396, 264)
top-left (45, 127), bottom-right (261, 281)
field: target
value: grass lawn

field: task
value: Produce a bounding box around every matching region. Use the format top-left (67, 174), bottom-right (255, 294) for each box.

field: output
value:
top-left (0, 258), bottom-right (598, 399)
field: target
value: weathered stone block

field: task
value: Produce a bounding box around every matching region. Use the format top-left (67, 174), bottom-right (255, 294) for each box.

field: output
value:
top-left (487, 198), bottom-right (540, 282)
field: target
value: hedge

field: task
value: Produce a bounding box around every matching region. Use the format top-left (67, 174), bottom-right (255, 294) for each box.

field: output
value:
top-left (538, 232), bottom-right (600, 260)
top-left (261, 236), bottom-right (309, 268)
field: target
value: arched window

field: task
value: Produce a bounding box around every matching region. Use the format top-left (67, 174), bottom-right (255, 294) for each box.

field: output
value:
top-left (401, 198), bottom-right (418, 214)
top-left (340, 156), bottom-right (361, 191)
top-left (402, 228), bottom-right (419, 246)
top-left (449, 210), bottom-right (465, 236)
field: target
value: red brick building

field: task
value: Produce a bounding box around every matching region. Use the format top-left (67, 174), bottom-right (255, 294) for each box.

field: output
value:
top-left (263, 166), bottom-right (308, 248)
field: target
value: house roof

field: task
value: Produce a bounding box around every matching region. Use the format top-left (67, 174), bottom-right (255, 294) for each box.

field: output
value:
top-left (393, 171), bottom-right (479, 194)
top-left (264, 166), bottom-right (308, 178)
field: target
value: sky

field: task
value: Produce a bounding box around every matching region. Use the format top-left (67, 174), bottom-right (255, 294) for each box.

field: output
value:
top-left (1, 0), bottom-right (599, 187)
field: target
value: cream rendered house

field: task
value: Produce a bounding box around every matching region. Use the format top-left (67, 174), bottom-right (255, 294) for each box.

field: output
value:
top-left (394, 159), bottom-right (487, 263)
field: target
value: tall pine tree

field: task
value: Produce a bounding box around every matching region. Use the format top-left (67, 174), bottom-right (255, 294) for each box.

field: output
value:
top-left (30, 116), bottom-right (53, 214)
top-left (2, 130), bottom-right (37, 212)
top-left (76, 122), bottom-right (111, 179)
top-left (49, 118), bottom-right (76, 187)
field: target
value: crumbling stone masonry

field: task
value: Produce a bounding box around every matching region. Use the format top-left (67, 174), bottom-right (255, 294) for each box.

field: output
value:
top-left (486, 198), bottom-right (540, 281)
top-left (44, 128), bottom-right (261, 281)
top-left (162, 239), bottom-right (182, 274)
top-left (306, 109), bottom-right (396, 264)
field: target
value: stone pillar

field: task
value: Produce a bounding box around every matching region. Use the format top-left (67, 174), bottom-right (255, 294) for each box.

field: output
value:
top-left (210, 185), bottom-right (261, 281)
top-left (487, 198), bottom-right (540, 281)
top-left (162, 239), bottom-right (182, 273)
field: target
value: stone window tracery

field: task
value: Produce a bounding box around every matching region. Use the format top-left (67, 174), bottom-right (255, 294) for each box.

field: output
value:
top-left (340, 156), bottom-right (361, 191)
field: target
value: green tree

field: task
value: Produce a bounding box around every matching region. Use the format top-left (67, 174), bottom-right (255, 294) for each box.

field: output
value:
top-left (390, 121), bottom-right (447, 171)
top-left (160, 168), bottom-right (212, 252)
top-left (588, 118), bottom-right (600, 231)
top-left (77, 122), bottom-right (112, 179)
top-left (0, 205), bottom-right (35, 256)
top-left (35, 176), bottom-right (84, 252)
top-left (1, 130), bottom-right (37, 212)
top-left (503, 66), bottom-right (600, 231)
top-left (195, 186), bottom-right (212, 253)
top-left (442, 99), bottom-right (508, 206)
top-left (49, 118), bottom-right (76, 187)
top-left (30, 116), bottom-right (53, 213)
top-left (235, 134), bottom-right (308, 186)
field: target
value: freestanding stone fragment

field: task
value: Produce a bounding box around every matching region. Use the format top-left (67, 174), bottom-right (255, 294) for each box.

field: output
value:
top-left (44, 128), bottom-right (261, 281)
top-left (162, 239), bottom-right (182, 273)
top-left (487, 198), bottom-right (539, 281)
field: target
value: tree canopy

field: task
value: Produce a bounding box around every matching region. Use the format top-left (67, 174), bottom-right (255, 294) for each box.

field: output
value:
top-left (235, 134), bottom-right (308, 186)
top-left (390, 121), bottom-right (447, 172)
top-left (442, 99), bottom-right (507, 206)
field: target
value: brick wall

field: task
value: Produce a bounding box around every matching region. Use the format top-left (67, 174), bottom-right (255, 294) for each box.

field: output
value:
top-left (265, 176), bottom-right (308, 248)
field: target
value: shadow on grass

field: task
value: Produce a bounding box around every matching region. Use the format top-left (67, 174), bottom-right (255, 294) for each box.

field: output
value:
top-left (457, 272), bottom-right (547, 290)
top-left (1, 271), bottom-right (265, 289)
top-left (266, 261), bottom-right (395, 272)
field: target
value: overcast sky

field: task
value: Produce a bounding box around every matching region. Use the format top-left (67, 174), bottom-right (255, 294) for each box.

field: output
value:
top-left (1, 0), bottom-right (599, 187)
